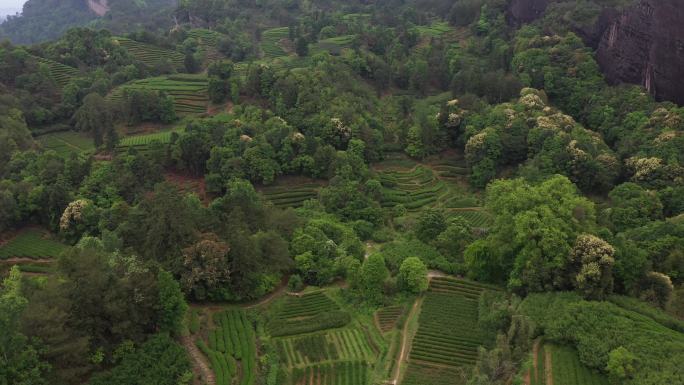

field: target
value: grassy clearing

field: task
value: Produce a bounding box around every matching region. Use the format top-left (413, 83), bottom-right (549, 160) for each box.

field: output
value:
top-left (108, 75), bottom-right (209, 115)
top-left (261, 27), bottom-right (289, 58)
top-left (196, 309), bottom-right (257, 385)
top-left (0, 229), bottom-right (68, 259)
top-left (113, 37), bottom-right (184, 69)
top-left (37, 131), bottom-right (95, 155)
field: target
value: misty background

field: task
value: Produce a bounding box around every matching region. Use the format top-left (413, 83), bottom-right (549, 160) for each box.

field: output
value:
top-left (0, 0), bottom-right (25, 19)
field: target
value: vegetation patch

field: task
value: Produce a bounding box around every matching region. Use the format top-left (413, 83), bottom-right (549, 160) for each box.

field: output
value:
top-left (315, 35), bottom-right (356, 55)
top-left (196, 309), bottom-right (257, 385)
top-left (532, 342), bottom-right (608, 385)
top-left (404, 277), bottom-right (494, 384)
top-left (37, 131), bottom-right (95, 155)
top-left (113, 37), bottom-right (185, 69)
top-left (277, 328), bottom-right (375, 367)
top-left (0, 229), bottom-right (68, 259)
top-left (411, 21), bottom-right (452, 37)
top-left (108, 75), bottom-right (209, 115)
top-left (260, 183), bottom-right (322, 208)
top-left (447, 209), bottom-right (494, 228)
top-left (268, 291), bottom-right (350, 337)
top-left (375, 305), bottom-right (403, 333)
top-left (378, 166), bottom-right (447, 210)
top-left (291, 360), bottom-right (369, 385)
top-left (30, 55), bottom-right (79, 87)
top-left (261, 27), bottom-right (289, 58)
top-left (187, 28), bottom-right (225, 62)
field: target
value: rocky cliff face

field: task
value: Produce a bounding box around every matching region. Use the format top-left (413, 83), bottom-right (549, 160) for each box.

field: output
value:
top-left (87, 0), bottom-right (110, 16)
top-left (596, 0), bottom-right (684, 104)
top-left (507, 0), bottom-right (553, 26)
top-left (507, 0), bottom-right (684, 105)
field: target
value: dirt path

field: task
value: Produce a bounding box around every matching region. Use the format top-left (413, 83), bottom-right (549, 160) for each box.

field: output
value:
top-left (0, 258), bottom-right (54, 264)
top-left (391, 297), bottom-right (422, 385)
top-left (180, 335), bottom-right (215, 385)
top-left (427, 270), bottom-right (448, 279)
top-left (188, 275), bottom-right (289, 313)
top-left (525, 339), bottom-right (541, 385)
top-left (243, 276), bottom-right (289, 309)
top-left (544, 345), bottom-right (554, 385)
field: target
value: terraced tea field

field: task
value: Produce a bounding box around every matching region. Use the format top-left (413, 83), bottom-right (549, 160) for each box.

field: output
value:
top-left (531, 343), bottom-right (608, 385)
top-left (108, 75), bottom-right (209, 115)
top-left (260, 183), bottom-right (322, 208)
top-left (412, 21), bottom-right (452, 37)
top-left (277, 328), bottom-right (376, 367)
top-left (117, 129), bottom-right (180, 152)
top-left (37, 131), bottom-right (95, 155)
top-left (403, 277), bottom-right (498, 385)
top-left (378, 166), bottom-right (447, 210)
top-left (187, 29), bottom-right (224, 62)
top-left (291, 361), bottom-right (369, 385)
top-left (261, 27), bottom-right (289, 57)
top-left (113, 37), bottom-right (185, 69)
top-left (376, 305), bottom-right (403, 333)
top-left (447, 209), bottom-right (494, 228)
top-left (269, 289), bottom-right (382, 385)
top-left (196, 309), bottom-right (257, 385)
top-left (0, 229), bottom-right (68, 259)
top-left (268, 291), bottom-right (350, 337)
top-left (428, 157), bottom-right (469, 179)
top-left (402, 362), bottom-right (465, 385)
top-left (315, 34), bottom-right (356, 55)
top-left (30, 55), bottom-right (79, 87)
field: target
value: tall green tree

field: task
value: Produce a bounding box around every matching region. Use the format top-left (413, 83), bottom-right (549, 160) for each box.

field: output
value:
top-left (360, 254), bottom-right (389, 301)
top-left (0, 267), bottom-right (50, 385)
top-left (467, 175), bottom-right (597, 293)
top-left (74, 93), bottom-right (113, 149)
top-left (157, 271), bottom-right (188, 334)
top-left (398, 257), bottom-right (428, 294)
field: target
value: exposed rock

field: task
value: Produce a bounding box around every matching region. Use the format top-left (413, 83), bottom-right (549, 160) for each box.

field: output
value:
top-left (596, 0), bottom-right (684, 104)
top-left (507, 0), bottom-right (684, 105)
top-left (507, 0), bottom-right (553, 26)
top-left (87, 0), bottom-right (109, 16)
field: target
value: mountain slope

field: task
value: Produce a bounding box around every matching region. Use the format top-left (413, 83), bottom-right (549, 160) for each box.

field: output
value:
top-left (0, 0), bottom-right (177, 45)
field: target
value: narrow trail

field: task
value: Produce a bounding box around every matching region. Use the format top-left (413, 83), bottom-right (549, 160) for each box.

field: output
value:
top-left (389, 271), bottom-right (449, 384)
top-left (545, 345), bottom-right (554, 385)
top-left (180, 335), bottom-right (216, 385)
top-left (0, 258), bottom-right (54, 264)
top-left (391, 297), bottom-right (422, 385)
top-left (427, 270), bottom-right (448, 279)
top-left (243, 278), bottom-right (289, 309)
top-left (525, 339), bottom-right (541, 385)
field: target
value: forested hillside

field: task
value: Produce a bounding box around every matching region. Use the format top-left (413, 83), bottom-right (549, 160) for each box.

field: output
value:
top-left (0, 1), bottom-right (682, 385)
top-left (0, 0), bottom-right (178, 44)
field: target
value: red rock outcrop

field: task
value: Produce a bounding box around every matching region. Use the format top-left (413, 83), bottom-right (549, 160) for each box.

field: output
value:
top-left (595, 0), bottom-right (684, 104)
top-left (507, 0), bottom-right (684, 105)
